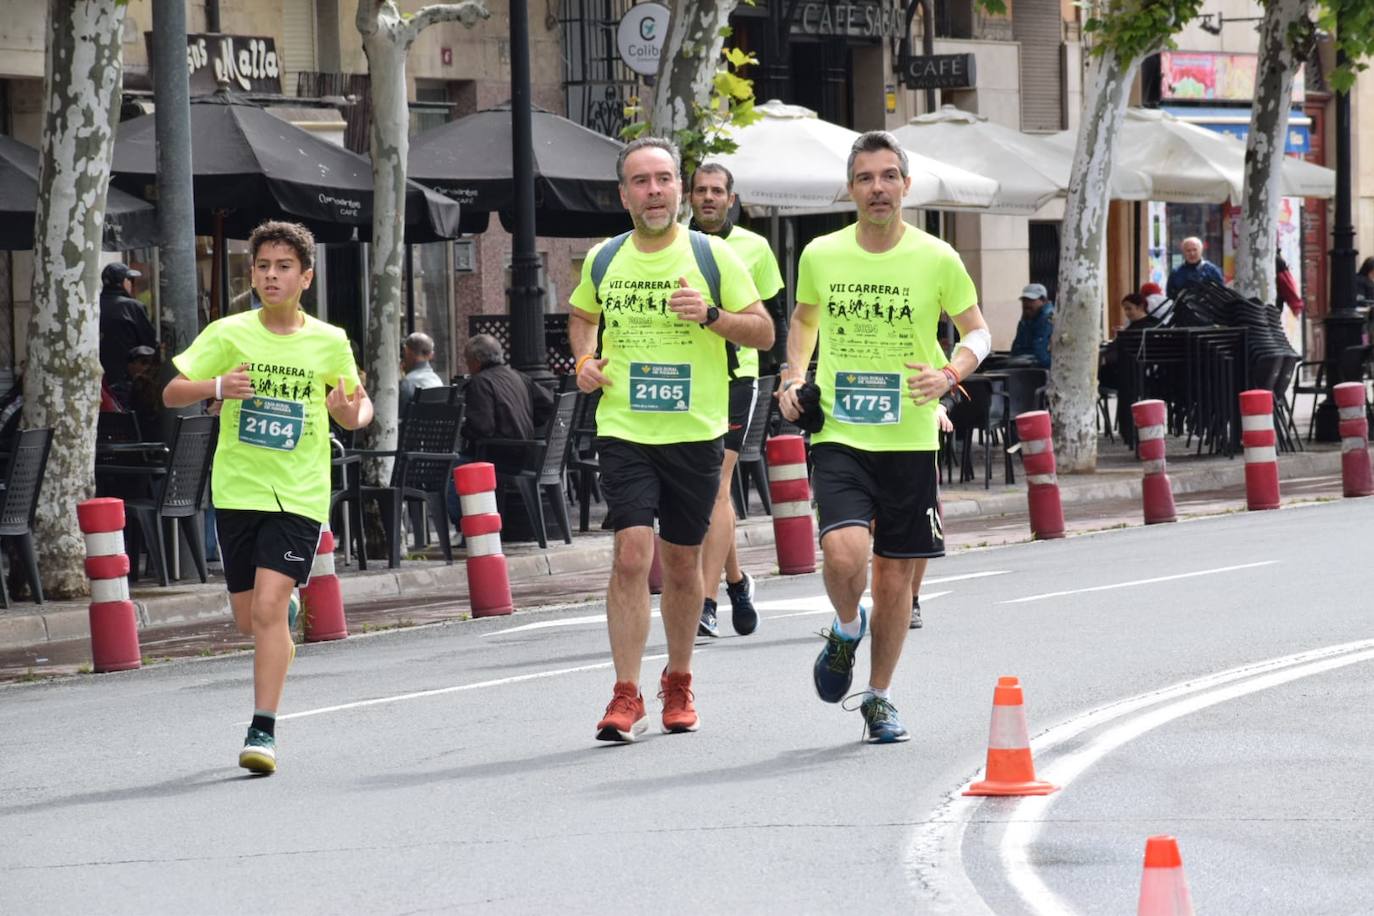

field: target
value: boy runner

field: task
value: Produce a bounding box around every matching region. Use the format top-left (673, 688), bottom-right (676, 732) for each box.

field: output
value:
top-left (163, 220), bottom-right (373, 773)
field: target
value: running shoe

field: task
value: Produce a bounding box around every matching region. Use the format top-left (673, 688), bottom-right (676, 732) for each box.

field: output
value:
top-left (909, 596), bottom-right (923, 630)
top-left (288, 589), bottom-right (301, 631)
top-left (697, 598), bottom-right (720, 638)
top-left (856, 694), bottom-right (911, 744)
top-left (726, 572), bottom-right (758, 636)
top-left (659, 669), bottom-right (700, 733)
top-left (596, 681), bottom-right (648, 743)
top-left (238, 727), bottom-right (277, 773)
top-left (813, 605), bottom-right (868, 703)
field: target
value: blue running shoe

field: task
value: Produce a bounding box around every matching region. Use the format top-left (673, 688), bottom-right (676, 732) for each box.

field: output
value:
top-left (812, 605), bottom-right (867, 703)
top-left (854, 694), bottom-right (911, 744)
top-left (238, 727), bottom-right (277, 773)
top-left (697, 598), bottom-right (720, 638)
top-left (288, 589), bottom-right (301, 631)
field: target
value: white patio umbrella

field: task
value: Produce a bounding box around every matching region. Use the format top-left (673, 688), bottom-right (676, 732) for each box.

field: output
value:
top-left (1045, 107), bottom-right (1335, 204)
top-left (892, 106), bottom-right (1152, 214)
top-left (707, 100), bottom-right (998, 216)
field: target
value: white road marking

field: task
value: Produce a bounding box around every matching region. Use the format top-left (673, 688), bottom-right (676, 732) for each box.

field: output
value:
top-left (1001, 560), bottom-right (1276, 604)
top-left (276, 653), bottom-right (669, 722)
top-left (906, 638), bottom-right (1374, 915)
top-left (483, 612), bottom-right (643, 637)
top-left (766, 591), bottom-right (951, 620)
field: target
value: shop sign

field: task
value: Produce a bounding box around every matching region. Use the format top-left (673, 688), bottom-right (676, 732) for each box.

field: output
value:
top-left (898, 53), bottom-right (976, 90)
top-left (791, 0), bottom-right (904, 39)
top-left (182, 34), bottom-right (283, 95)
top-left (617, 3), bottom-right (670, 77)
top-left (1159, 51), bottom-right (1303, 103)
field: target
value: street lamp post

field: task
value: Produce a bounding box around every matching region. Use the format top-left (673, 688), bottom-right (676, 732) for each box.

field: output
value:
top-left (1314, 50), bottom-right (1362, 442)
top-left (506, 0), bottom-right (550, 381)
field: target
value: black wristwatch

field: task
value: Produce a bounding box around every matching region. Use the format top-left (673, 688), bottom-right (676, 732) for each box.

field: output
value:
top-left (701, 306), bottom-right (720, 327)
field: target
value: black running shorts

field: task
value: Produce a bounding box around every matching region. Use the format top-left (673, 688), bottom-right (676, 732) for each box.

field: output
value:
top-left (811, 443), bottom-right (944, 559)
top-left (596, 436), bottom-right (724, 546)
top-left (215, 508), bottom-right (324, 593)
top-left (723, 377), bottom-right (759, 453)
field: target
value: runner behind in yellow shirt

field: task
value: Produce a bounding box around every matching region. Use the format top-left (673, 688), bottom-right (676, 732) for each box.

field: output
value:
top-left (688, 163), bottom-right (785, 639)
top-left (569, 137), bottom-right (774, 743)
top-left (777, 131), bottom-right (992, 744)
top-left (163, 220), bottom-right (373, 774)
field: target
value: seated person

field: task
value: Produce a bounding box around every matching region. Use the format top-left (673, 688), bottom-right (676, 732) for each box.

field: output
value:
top-left (1120, 292), bottom-right (1160, 331)
top-left (399, 332), bottom-right (444, 406)
top-left (1008, 283), bottom-right (1054, 368)
top-left (445, 334), bottom-right (555, 524)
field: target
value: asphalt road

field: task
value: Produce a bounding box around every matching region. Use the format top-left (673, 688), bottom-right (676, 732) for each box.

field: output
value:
top-left (2, 498), bottom-right (1371, 915)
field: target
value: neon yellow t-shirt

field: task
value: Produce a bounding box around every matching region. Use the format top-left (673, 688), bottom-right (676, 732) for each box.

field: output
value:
top-left (795, 222), bottom-right (977, 452)
top-left (173, 310), bottom-right (360, 523)
top-left (569, 228), bottom-right (761, 444)
top-left (721, 225), bottom-right (783, 380)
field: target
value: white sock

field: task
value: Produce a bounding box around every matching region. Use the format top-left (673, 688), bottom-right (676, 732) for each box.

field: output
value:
top-left (868, 686), bottom-right (890, 701)
top-left (834, 613), bottom-right (863, 639)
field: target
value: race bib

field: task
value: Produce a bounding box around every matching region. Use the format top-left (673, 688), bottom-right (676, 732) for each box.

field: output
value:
top-left (238, 396), bottom-right (304, 451)
top-left (629, 363), bottom-right (691, 412)
top-left (833, 371), bottom-right (901, 425)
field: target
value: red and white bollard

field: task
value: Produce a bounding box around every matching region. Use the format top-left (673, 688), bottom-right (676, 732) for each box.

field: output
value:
top-left (455, 462), bottom-right (513, 617)
top-left (1015, 411), bottom-right (1065, 540)
top-left (1334, 382), bottom-right (1374, 498)
top-left (765, 434), bottom-right (816, 574)
top-left (1239, 389), bottom-right (1280, 511)
top-left (1131, 399), bottom-right (1177, 524)
top-left (76, 497), bottom-right (141, 672)
top-left (301, 529), bottom-right (347, 642)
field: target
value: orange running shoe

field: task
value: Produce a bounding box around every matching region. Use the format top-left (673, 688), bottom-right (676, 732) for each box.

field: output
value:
top-left (659, 669), bottom-right (700, 734)
top-left (596, 681), bottom-right (647, 742)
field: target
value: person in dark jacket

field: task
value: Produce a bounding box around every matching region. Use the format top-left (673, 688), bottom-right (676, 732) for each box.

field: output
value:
top-left (1166, 237), bottom-right (1224, 299)
top-left (99, 262), bottom-right (156, 389)
top-left (1355, 256), bottom-right (1374, 305)
top-left (1009, 283), bottom-right (1054, 368)
top-left (445, 334), bottom-right (555, 524)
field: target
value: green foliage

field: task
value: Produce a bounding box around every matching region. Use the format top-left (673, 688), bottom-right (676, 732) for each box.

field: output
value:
top-left (1320, 0), bottom-right (1374, 92)
top-left (1075, 0), bottom-right (1206, 59)
top-left (621, 46), bottom-right (762, 181)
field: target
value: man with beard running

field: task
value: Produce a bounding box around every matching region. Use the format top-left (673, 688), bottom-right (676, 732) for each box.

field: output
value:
top-left (568, 138), bottom-right (774, 742)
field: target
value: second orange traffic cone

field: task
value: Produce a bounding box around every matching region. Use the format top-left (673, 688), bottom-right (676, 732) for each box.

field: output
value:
top-left (1137, 835), bottom-right (1195, 915)
top-left (963, 676), bottom-right (1058, 796)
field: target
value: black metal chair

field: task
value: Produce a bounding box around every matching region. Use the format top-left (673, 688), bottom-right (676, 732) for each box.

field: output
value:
top-left (949, 376), bottom-right (1012, 488)
top-left (356, 400), bottom-right (466, 567)
top-left (328, 438), bottom-right (366, 570)
top-left (477, 391), bottom-right (577, 549)
top-left (731, 375), bottom-right (777, 518)
top-left (96, 411), bottom-right (141, 444)
top-left (413, 384), bottom-right (463, 405)
top-left (567, 390), bottom-right (602, 533)
top-left (0, 427), bottom-right (53, 607)
top-left (123, 415), bottom-right (217, 586)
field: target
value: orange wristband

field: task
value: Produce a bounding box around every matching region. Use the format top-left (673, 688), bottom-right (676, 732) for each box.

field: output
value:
top-left (574, 353), bottom-right (594, 375)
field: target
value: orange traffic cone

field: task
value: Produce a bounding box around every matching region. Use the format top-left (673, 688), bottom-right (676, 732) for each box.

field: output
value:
top-left (963, 676), bottom-right (1058, 796)
top-left (1137, 836), bottom-right (1195, 915)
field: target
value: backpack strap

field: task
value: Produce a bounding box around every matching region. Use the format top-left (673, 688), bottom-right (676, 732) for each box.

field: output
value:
top-left (590, 231), bottom-right (633, 304)
top-left (689, 229), bottom-right (743, 379)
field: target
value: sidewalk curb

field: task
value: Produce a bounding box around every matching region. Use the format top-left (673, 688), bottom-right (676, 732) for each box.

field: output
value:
top-left (0, 448), bottom-right (1345, 653)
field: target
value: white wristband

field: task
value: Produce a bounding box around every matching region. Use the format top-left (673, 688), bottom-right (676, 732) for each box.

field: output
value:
top-left (214, 375), bottom-right (222, 400)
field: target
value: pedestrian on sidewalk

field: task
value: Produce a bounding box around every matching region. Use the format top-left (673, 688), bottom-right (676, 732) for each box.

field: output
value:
top-left (568, 137), bottom-right (774, 743)
top-left (778, 130), bottom-right (990, 743)
top-left (163, 220), bottom-right (373, 774)
top-left (688, 162), bottom-right (783, 640)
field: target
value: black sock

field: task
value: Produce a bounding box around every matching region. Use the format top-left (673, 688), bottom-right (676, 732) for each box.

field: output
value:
top-left (250, 711), bottom-right (276, 737)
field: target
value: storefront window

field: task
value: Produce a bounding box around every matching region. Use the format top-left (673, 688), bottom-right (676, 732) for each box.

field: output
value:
top-left (1165, 203), bottom-right (1223, 272)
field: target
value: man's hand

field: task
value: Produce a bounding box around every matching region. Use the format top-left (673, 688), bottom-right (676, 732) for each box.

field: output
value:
top-left (220, 363), bottom-right (255, 400)
top-left (327, 376), bottom-right (370, 429)
top-left (776, 378), bottom-right (804, 422)
top-left (577, 357), bottom-right (611, 393)
top-left (667, 276), bottom-right (709, 324)
top-left (905, 362), bottom-right (952, 406)
top-left (935, 402), bottom-right (953, 433)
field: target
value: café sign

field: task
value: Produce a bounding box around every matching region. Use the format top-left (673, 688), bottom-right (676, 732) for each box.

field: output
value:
top-left (186, 34), bottom-right (283, 95)
top-left (791, 0), bottom-right (903, 39)
top-left (898, 53), bottom-right (976, 90)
